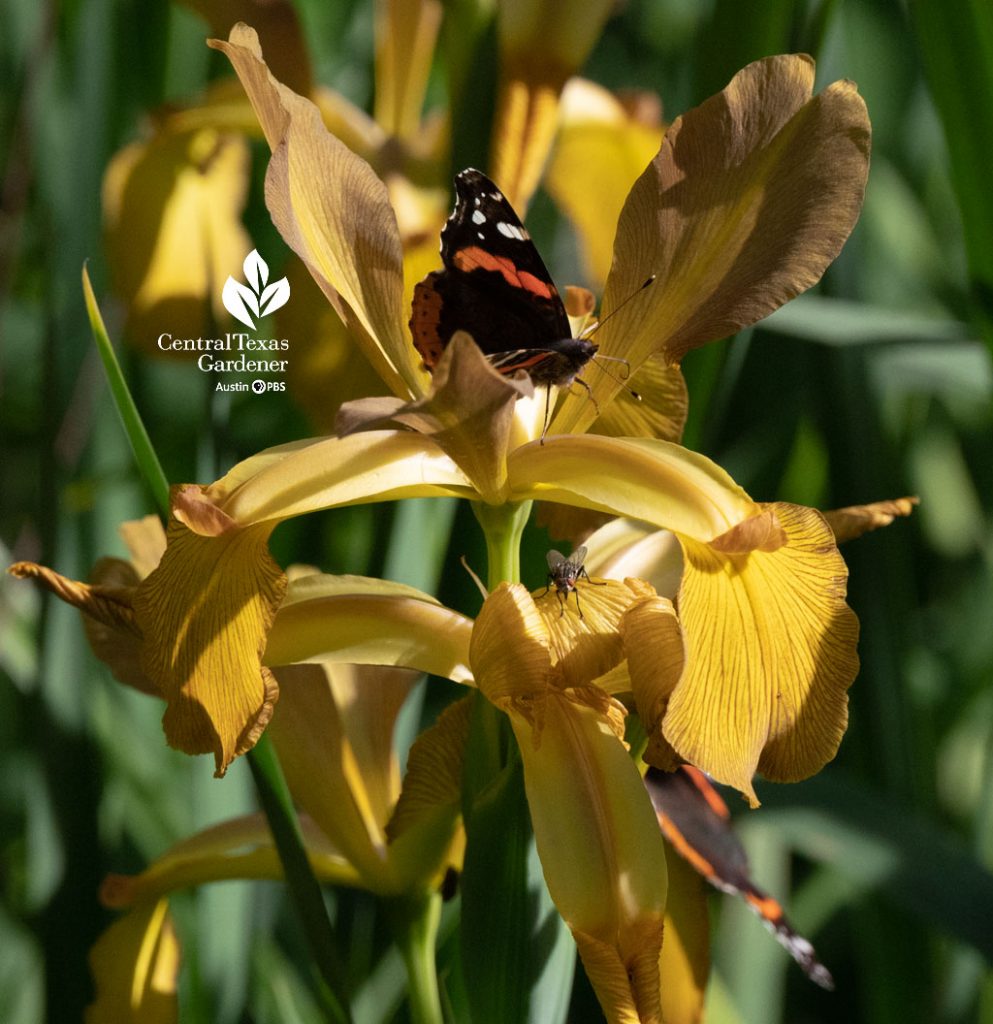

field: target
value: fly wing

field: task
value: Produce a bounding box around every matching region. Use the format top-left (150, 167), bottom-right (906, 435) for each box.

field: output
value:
top-left (567, 545), bottom-right (588, 568)
top-left (546, 550), bottom-right (566, 571)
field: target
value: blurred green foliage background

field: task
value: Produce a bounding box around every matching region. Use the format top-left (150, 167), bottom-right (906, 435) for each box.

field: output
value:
top-left (2, 0), bottom-right (992, 1021)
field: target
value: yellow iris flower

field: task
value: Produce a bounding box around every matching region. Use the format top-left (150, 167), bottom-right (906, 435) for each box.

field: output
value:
top-left (16, 491), bottom-right (914, 1022)
top-left (14, 20), bottom-right (888, 1021)
top-left (99, 25), bottom-right (868, 802)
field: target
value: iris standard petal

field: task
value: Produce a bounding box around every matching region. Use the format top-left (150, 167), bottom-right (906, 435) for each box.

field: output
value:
top-left (210, 25), bottom-right (425, 397)
top-left (555, 54), bottom-right (871, 433)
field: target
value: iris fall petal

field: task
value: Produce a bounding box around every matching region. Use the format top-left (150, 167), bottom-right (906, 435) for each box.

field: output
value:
top-left (661, 502), bottom-right (859, 805)
top-left (134, 517), bottom-right (286, 776)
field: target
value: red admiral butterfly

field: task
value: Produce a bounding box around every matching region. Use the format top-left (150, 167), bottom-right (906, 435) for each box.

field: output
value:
top-left (409, 169), bottom-right (597, 389)
top-left (646, 765), bottom-right (835, 990)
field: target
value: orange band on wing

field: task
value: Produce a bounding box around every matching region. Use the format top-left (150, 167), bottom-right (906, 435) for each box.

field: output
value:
top-left (410, 277), bottom-right (445, 368)
top-left (657, 812), bottom-right (717, 881)
top-left (453, 247), bottom-right (556, 300)
top-left (745, 892), bottom-right (785, 921)
top-left (683, 765), bottom-right (731, 820)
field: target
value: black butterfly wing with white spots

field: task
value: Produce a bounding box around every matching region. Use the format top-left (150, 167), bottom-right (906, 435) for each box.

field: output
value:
top-left (409, 169), bottom-right (596, 387)
top-left (440, 169), bottom-right (572, 344)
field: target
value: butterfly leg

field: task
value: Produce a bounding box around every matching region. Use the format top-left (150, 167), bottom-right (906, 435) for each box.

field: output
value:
top-left (569, 376), bottom-right (601, 416)
top-left (539, 387), bottom-right (553, 445)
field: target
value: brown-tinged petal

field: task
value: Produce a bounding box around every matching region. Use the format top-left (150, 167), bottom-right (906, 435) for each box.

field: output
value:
top-left (206, 25), bottom-right (289, 148)
top-left (184, 0), bottom-right (312, 94)
top-left (86, 558), bottom-right (160, 697)
top-left (334, 397), bottom-right (410, 435)
top-left (299, 216), bottom-right (440, 432)
top-left (210, 25), bottom-right (425, 398)
top-left (86, 899), bottom-right (179, 1024)
top-left (666, 503), bottom-right (859, 805)
top-left (374, 0), bottom-right (443, 141)
top-left (133, 517), bottom-right (286, 776)
top-left (588, 354), bottom-right (689, 444)
top-left (265, 101), bottom-right (419, 396)
top-left (491, 0), bottom-right (616, 212)
top-left (388, 334), bottom-right (533, 501)
top-left (555, 54), bottom-right (871, 434)
top-left (709, 505), bottom-right (788, 553)
top-left (103, 127), bottom-right (251, 350)
top-left (823, 496), bottom-right (918, 543)
top-left (268, 662), bottom-right (416, 890)
top-left (8, 561), bottom-right (138, 636)
top-left (545, 78), bottom-right (664, 286)
top-left (8, 560), bottom-right (155, 696)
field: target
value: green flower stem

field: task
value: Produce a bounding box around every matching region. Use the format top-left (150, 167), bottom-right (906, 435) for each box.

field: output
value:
top-left (463, 499), bottom-right (574, 1024)
top-left (387, 892), bottom-right (444, 1024)
top-left (473, 499), bottom-right (533, 590)
top-left (248, 735), bottom-right (353, 1024)
top-left (82, 265), bottom-right (170, 518)
top-left (464, 500), bottom-right (533, 799)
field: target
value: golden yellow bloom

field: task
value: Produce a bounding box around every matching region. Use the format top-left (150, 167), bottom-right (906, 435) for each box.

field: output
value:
top-left (21, 29), bottom-right (870, 801)
top-left (23, 28), bottom-right (873, 809)
top-left (489, 0), bottom-right (617, 211)
top-left (470, 580), bottom-right (670, 1021)
top-left (86, 898), bottom-right (179, 1024)
top-left (545, 78), bottom-right (665, 288)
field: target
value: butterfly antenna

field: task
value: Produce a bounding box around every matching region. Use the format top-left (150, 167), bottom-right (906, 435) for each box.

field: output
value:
top-left (589, 355), bottom-right (641, 399)
top-left (580, 274), bottom-right (656, 401)
top-left (579, 274), bottom-right (657, 341)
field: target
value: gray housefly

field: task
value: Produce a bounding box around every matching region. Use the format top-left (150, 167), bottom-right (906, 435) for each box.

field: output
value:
top-left (543, 546), bottom-right (605, 619)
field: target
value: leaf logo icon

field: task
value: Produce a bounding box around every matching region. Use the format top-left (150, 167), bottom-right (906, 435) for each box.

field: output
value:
top-left (222, 250), bottom-right (290, 329)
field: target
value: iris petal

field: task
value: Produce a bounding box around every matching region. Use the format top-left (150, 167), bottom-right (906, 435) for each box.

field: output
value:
top-left (663, 503), bottom-right (859, 805)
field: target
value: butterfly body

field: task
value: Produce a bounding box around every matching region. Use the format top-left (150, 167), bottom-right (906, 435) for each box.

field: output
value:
top-left (409, 169), bottom-right (596, 388)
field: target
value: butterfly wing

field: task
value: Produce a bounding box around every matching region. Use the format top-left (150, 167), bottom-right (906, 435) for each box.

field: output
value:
top-left (438, 170), bottom-right (571, 351)
top-left (645, 767), bottom-right (835, 989)
top-left (409, 169), bottom-right (596, 386)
